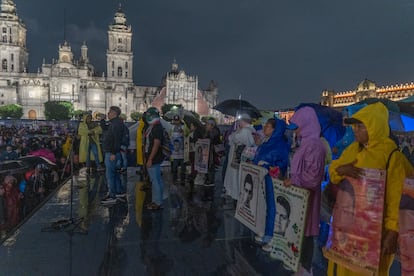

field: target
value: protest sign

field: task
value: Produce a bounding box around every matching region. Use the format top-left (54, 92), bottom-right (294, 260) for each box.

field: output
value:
top-left (194, 138), bottom-right (210, 174)
top-left (324, 168), bottom-right (386, 275)
top-left (235, 163), bottom-right (267, 236)
top-left (269, 179), bottom-right (309, 272)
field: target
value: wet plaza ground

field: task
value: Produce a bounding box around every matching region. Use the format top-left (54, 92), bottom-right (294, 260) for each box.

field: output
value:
top-left (0, 166), bottom-right (402, 275)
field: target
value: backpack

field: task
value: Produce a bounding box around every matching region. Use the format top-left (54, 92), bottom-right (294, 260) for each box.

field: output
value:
top-left (162, 128), bottom-right (171, 159)
top-left (121, 124), bottom-right (130, 148)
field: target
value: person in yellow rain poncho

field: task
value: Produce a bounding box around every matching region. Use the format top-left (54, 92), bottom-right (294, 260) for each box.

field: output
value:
top-left (327, 102), bottom-right (413, 276)
top-left (136, 116), bottom-right (146, 167)
top-left (78, 113), bottom-right (103, 171)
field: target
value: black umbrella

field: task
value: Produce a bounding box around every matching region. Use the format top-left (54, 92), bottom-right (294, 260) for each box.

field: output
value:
top-left (213, 99), bottom-right (261, 118)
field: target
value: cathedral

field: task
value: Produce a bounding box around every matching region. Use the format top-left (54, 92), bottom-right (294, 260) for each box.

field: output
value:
top-left (0, 0), bottom-right (219, 120)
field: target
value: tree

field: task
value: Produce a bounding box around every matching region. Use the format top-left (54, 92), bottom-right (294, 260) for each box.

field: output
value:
top-left (161, 103), bottom-right (183, 116)
top-left (0, 104), bottom-right (23, 119)
top-left (44, 101), bottom-right (73, 120)
top-left (73, 109), bottom-right (85, 121)
top-left (130, 111), bottom-right (142, 121)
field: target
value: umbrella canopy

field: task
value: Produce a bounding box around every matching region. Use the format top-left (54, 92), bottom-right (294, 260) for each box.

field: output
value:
top-left (213, 99), bottom-right (261, 118)
top-left (164, 110), bottom-right (201, 127)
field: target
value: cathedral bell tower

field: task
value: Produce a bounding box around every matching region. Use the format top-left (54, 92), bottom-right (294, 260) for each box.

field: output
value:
top-left (0, 0), bottom-right (28, 73)
top-left (106, 4), bottom-right (133, 82)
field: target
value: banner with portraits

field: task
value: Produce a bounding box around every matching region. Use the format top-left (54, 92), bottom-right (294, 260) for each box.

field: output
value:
top-left (235, 163), bottom-right (268, 236)
top-left (323, 168), bottom-right (386, 275)
top-left (269, 179), bottom-right (310, 272)
top-left (399, 178), bottom-right (414, 276)
top-left (194, 138), bottom-right (210, 174)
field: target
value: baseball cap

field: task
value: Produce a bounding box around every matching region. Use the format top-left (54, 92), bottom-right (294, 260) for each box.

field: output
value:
top-left (343, 117), bottom-right (363, 125)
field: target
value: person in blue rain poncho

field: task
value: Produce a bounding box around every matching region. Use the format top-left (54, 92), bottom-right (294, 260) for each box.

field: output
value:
top-left (253, 118), bottom-right (290, 252)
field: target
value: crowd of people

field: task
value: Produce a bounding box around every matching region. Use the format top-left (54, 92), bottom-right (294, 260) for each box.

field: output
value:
top-left (1, 101), bottom-right (413, 275)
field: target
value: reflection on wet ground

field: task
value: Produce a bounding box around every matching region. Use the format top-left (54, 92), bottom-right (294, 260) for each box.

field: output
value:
top-left (0, 167), bottom-right (401, 275)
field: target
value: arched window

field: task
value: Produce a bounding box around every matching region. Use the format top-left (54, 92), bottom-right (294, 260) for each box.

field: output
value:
top-left (2, 59), bottom-right (7, 71)
top-left (125, 62), bottom-right (128, 69)
top-left (112, 61), bottom-right (114, 68)
top-left (117, 67), bottom-right (122, 77)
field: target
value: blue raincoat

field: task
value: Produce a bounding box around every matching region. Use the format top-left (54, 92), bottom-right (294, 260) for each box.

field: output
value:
top-left (253, 118), bottom-right (290, 240)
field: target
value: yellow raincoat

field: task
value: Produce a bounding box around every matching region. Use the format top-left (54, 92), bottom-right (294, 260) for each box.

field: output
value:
top-left (136, 118), bottom-right (145, 166)
top-left (327, 102), bottom-right (413, 276)
top-left (78, 116), bottom-right (103, 163)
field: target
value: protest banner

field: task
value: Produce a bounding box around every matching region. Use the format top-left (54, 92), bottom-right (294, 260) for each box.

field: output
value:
top-left (194, 138), bottom-right (210, 174)
top-left (399, 177), bottom-right (414, 276)
top-left (269, 179), bottom-right (309, 272)
top-left (323, 168), bottom-right (386, 275)
top-left (235, 163), bottom-right (267, 236)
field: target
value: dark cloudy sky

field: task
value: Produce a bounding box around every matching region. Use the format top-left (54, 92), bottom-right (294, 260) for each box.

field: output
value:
top-left (13, 0), bottom-right (414, 109)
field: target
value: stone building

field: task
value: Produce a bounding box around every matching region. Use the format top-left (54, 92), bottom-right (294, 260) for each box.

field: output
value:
top-left (321, 78), bottom-right (414, 109)
top-left (0, 0), bottom-right (218, 119)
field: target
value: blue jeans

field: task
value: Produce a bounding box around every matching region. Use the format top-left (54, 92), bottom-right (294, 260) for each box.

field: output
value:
top-left (147, 163), bottom-right (164, 205)
top-left (264, 175), bottom-right (275, 243)
top-left (104, 152), bottom-right (122, 197)
top-left (171, 159), bottom-right (185, 181)
top-left (86, 142), bottom-right (100, 167)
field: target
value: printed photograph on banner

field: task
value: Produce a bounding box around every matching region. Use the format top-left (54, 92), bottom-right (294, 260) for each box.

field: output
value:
top-left (231, 144), bottom-right (245, 169)
top-left (195, 138), bottom-right (210, 174)
top-left (399, 209), bottom-right (414, 276)
top-left (171, 135), bottom-right (184, 159)
top-left (183, 136), bottom-right (190, 163)
top-left (270, 179), bottom-right (309, 272)
top-left (324, 168), bottom-right (386, 275)
top-left (235, 163), bottom-right (267, 236)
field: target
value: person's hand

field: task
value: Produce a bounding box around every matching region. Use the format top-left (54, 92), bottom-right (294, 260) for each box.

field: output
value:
top-left (146, 159), bottom-right (153, 168)
top-left (381, 229), bottom-right (398, 255)
top-left (283, 178), bottom-right (292, 187)
top-left (110, 154), bottom-right (116, 161)
top-left (336, 160), bottom-right (363, 179)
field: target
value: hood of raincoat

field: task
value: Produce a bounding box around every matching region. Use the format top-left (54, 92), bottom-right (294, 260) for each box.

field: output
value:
top-left (253, 118), bottom-right (290, 174)
top-left (350, 102), bottom-right (390, 148)
top-left (290, 106), bottom-right (321, 140)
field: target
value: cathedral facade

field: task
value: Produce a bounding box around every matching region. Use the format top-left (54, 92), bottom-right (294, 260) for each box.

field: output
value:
top-left (0, 1), bottom-right (219, 119)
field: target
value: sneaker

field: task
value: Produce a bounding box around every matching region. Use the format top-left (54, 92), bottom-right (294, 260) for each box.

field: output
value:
top-left (119, 168), bottom-right (127, 174)
top-left (101, 196), bottom-right (117, 205)
top-left (115, 193), bottom-right (127, 198)
top-left (254, 235), bottom-right (263, 243)
top-left (96, 165), bottom-right (105, 172)
top-left (262, 243), bottom-right (272, 252)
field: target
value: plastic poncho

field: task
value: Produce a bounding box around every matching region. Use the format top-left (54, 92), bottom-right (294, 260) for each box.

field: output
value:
top-left (136, 118), bottom-right (145, 166)
top-left (290, 106), bottom-right (327, 237)
top-left (78, 117), bottom-right (103, 163)
top-left (328, 102), bottom-right (414, 276)
top-left (253, 118), bottom-right (290, 239)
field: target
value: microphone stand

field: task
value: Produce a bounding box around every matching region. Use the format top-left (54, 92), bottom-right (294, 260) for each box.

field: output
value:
top-left (42, 122), bottom-right (84, 233)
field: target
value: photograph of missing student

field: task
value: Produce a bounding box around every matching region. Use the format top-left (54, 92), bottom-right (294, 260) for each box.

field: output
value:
top-left (194, 138), bottom-right (210, 174)
top-left (235, 163), bottom-right (268, 236)
top-left (324, 168), bottom-right (386, 275)
top-left (270, 179), bottom-right (310, 272)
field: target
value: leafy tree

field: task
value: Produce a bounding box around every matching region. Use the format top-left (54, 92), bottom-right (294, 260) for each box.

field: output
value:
top-left (161, 104), bottom-right (183, 115)
top-left (73, 109), bottom-right (85, 120)
top-left (44, 101), bottom-right (73, 120)
top-left (0, 104), bottom-right (23, 119)
top-left (130, 111), bottom-right (142, 121)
